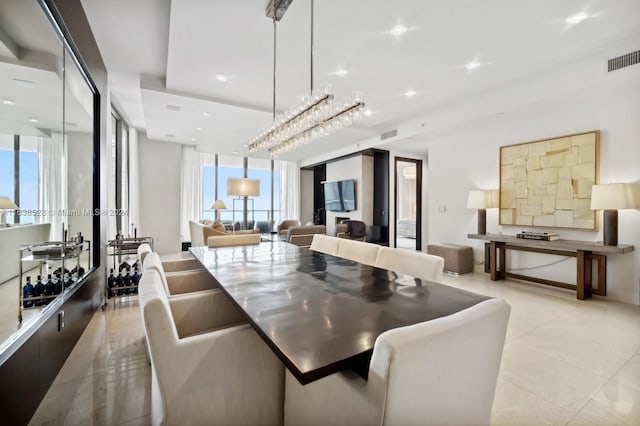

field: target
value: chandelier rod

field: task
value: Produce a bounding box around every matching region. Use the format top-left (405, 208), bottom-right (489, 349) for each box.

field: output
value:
top-left (310, 0), bottom-right (314, 94)
top-left (272, 0), bottom-right (277, 121)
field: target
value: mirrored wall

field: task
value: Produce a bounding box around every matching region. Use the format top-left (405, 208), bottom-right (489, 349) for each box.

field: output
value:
top-left (0, 0), bottom-right (97, 350)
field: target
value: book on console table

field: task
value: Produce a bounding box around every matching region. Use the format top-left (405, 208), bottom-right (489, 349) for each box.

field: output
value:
top-left (516, 231), bottom-right (559, 241)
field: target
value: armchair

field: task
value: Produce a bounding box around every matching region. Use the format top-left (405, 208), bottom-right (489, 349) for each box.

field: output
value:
top-left (277, 219), bottom-right (301, 235)
top-left (284, 299), bottom-right (511, 426)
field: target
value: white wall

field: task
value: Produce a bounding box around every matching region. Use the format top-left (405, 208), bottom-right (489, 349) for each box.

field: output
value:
top-left (325, 155), bottom-right (373, 236)
top-left (299, 169), bottom-right (314, 224)
top-left (66, 131), bottom-right (93, 239)
top-left (426, 76), bottom-right (640, 304)
top-left (139, 135), bottom-right (181, 254)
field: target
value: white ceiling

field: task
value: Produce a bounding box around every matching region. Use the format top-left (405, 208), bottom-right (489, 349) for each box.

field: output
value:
top-left (80, 0), bottom-right (640, 161)
top-left (0, 0), bottom-right (94, 137)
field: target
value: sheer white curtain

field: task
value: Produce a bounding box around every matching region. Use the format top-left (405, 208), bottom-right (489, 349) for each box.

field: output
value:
top-left (180, 146), bottom-right (203, 241)
top-left (128, 128), bottom-right (140, 236)
top-left (38, 133), bottom-right (66, 240)
top-left (106, 117), bottom-right (117, 240)
top-left (279, 160), bottom-right (300, 221)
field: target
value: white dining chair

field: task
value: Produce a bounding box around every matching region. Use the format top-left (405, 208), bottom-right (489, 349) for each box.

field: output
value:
top-left (310, 234), bottom-right (340, 256)
top-left (143, 252), bottom-right (219, 295)
top-left (137, 243), bottom-right (201, 272)
top-left (284, 298), bottom-right (511, 426)
top-left (336, 239), bottom-right (380, 266)
top-left (375, 246), bottom-right (445, 282)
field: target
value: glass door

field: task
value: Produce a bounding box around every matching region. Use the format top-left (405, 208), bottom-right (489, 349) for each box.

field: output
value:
top-left (394, 158), bottom-right (422, 250)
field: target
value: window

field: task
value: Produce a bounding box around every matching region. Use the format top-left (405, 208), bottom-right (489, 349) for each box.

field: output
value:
top-left (201, 155), bottom-right (281, 230)
top-left (0, 134), bottom-right (39, 224)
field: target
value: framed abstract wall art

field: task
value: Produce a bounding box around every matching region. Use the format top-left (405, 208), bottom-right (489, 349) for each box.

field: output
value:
top-left (499, 130), bottom-right (599, 230)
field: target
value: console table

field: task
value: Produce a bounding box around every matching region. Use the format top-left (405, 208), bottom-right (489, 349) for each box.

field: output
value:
top-left (468, 234), bottom-right (634, 300)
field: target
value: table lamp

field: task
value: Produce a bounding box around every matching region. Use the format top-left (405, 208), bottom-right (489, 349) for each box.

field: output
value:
top-left (227, 178), bottom-right (260, 229)
top-left (211, 199), bottom-right (227, 222)
top-left (590, 183), bottom-right (637, 246)
top-left (467, 190), bottom-right (498, 235)
top-left (0, 196), bottom-right (18, 225)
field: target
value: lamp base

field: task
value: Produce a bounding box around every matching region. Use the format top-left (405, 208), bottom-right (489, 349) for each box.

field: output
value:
top-left (602, 209), bottom-right (618, 246)
top-left (477, 209), bottom-right (487, 235)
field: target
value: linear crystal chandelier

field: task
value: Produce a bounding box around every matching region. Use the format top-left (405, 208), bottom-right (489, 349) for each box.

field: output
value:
top-left (248, 0), bottom-right (365, 158)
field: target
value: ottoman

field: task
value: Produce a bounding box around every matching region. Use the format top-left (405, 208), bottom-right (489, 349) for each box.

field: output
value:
top-left (427, 244), bottom-right (473, 275)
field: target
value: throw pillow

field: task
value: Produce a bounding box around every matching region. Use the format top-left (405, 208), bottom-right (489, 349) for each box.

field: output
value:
top-left (212, 221), bottom-right (226, 233)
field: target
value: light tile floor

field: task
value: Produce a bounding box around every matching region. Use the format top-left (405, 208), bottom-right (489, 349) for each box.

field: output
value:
top-left (29, 272), bottom-right (640, 425)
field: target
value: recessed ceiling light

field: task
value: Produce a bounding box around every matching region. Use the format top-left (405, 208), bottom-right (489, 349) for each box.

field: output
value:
top-left (2, 99), bottom-right (15, 106)
top-left (363, 109), bottom-right (373, 117)
top-left (165, 134), bottom-right (176, 138)
top-left (404, 90), bottom-right (417, 98)
top-left (14, 78), bottom-right (36, 87)
top-left (388, 24), bottom-right (408, 37)
top-left (195, 127), bottom-right (202, 131)
top-left (202, 112), bottom-right (210, 117)
top-left (465, 60), bottom-right (482, 70)
top-left (28, 118), bottom-right (39, 123)
top-left (215, 74), bottom-right (228, 82)
top-left (332, 68), bottom-right (349, 77)
top-left (191, 138), bottom-right (197, 142)
top-left (565, 11), bottom-right (589, 25)
top-left (232, 150), bottom-right (239, 155)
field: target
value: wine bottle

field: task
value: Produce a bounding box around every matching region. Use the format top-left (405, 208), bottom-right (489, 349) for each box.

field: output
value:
top-left (131, 267), bottom-right (140, 294)
top-left (116, 270), bottom-right (124, 296)
top-left (107, 268), bottom-right (116, 298)
top-left (63, 273), bottom-right (71, 289)
top-left (119, 261), bottom-right (131, 272)
top-left (43, 274), bottom-right (54, 305)
top-left (23, 276), bottom-right (34, 308)
top-left (34, 275), bottom-right (45, 307)
top-left (123, 269), bottom-right (132, 295)
top-left (54, 274), bottom-right (63, 294)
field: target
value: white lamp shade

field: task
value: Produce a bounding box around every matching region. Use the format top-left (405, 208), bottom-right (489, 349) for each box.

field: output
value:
top-left (0, 196), bottom-right (18, 209)
top-left (467, 190), bottom-right (498, 209)
top-left (227, 178), bottom-right (260, 197)
top-left (211, 199), bottom-right (228, 210)
top-left (590, 183), bottom-right (638, 210)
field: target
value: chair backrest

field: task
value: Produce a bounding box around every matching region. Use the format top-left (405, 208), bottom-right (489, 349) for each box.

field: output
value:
top-left (368, 298), bottom-right (511, 426)
top-left (137, 243), bottom-right (152, 264)
top-left (375, 247), bottom-right (445, 282)
top-left (189, 220), bottom-right (205, 247)
top-left (336, 239), bottom-right (380, 266)
top-left (143, 252), bottom-right (171, 295)
top-left (278, 219), bottom-right (301, 234)
top-left (310, 234), bottom-right (340, 256)
top-left (208, 233), bottom-right (261, 247)
top-left (286, 225), bottom-right (326, 247)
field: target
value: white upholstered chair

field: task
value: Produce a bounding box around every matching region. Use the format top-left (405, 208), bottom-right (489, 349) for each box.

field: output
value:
top-left (336, 239), bottom-right (380, 266)
top-left (284, 298), bottom-right (511, 426)
top-left (310, 234), bottom-right (341, 256)
top-left (375, 246), bottom-right (445, 282)
top-left (143, 252), bottom-right (219, 295)
top-left (139, 269), bottom-right (284, 425)
top-left (137, 243), bottom-right (201, 273)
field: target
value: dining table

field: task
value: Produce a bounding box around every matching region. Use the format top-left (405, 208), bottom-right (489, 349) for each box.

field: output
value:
top-left (190, 241), bottom-right (490, 384)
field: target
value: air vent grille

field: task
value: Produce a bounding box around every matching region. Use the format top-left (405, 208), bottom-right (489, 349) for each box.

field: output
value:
top-left (608, 50), bottom-right (640, 72)
top-left (166, 104), bottom-right (181, 111)
top-left (380, 129), bottom-right (398, 140)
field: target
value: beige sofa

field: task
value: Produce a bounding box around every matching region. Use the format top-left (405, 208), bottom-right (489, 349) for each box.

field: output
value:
top-left (189, 220), bottom-right (257, 247)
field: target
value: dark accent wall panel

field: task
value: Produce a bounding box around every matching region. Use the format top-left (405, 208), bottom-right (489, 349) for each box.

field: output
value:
top-left (373, 151), bottom-right (390, 245)
top-left (313, 164), bottom-right (327, 225)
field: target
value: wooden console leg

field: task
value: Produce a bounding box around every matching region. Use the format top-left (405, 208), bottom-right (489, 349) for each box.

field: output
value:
top-left (576, 250), bottom-right (592, 300)
top-left (490, 241), bottom-right (505, 281)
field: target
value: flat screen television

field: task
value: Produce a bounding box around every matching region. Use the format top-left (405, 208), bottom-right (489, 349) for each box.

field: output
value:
top-left (324, 179), bottom-right (356, 212)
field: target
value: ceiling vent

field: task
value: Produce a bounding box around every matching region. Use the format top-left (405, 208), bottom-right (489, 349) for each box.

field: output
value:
top-left (380, 129), bottom-right (398, 141)
top-left (166, 104), bottom-right (181, 111)
top-left (608, 50), bottom-right (640, 72)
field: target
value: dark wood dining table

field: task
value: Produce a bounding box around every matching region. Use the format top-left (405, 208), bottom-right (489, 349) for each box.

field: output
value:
top-left (190, 242), bottom-right (490, 384)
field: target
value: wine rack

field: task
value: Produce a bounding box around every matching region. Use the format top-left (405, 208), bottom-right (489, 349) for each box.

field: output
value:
top-left (104, 237), bottom-right (153, 308)
top-left (18, 240), bottom-right (91, 322)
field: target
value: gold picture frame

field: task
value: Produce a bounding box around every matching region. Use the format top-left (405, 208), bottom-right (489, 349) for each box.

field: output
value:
top-left (499, 130), bottom-right (599, 230)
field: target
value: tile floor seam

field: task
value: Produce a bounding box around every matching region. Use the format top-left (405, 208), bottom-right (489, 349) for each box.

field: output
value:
top-left (563, 350), bottom-right (640, 425)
